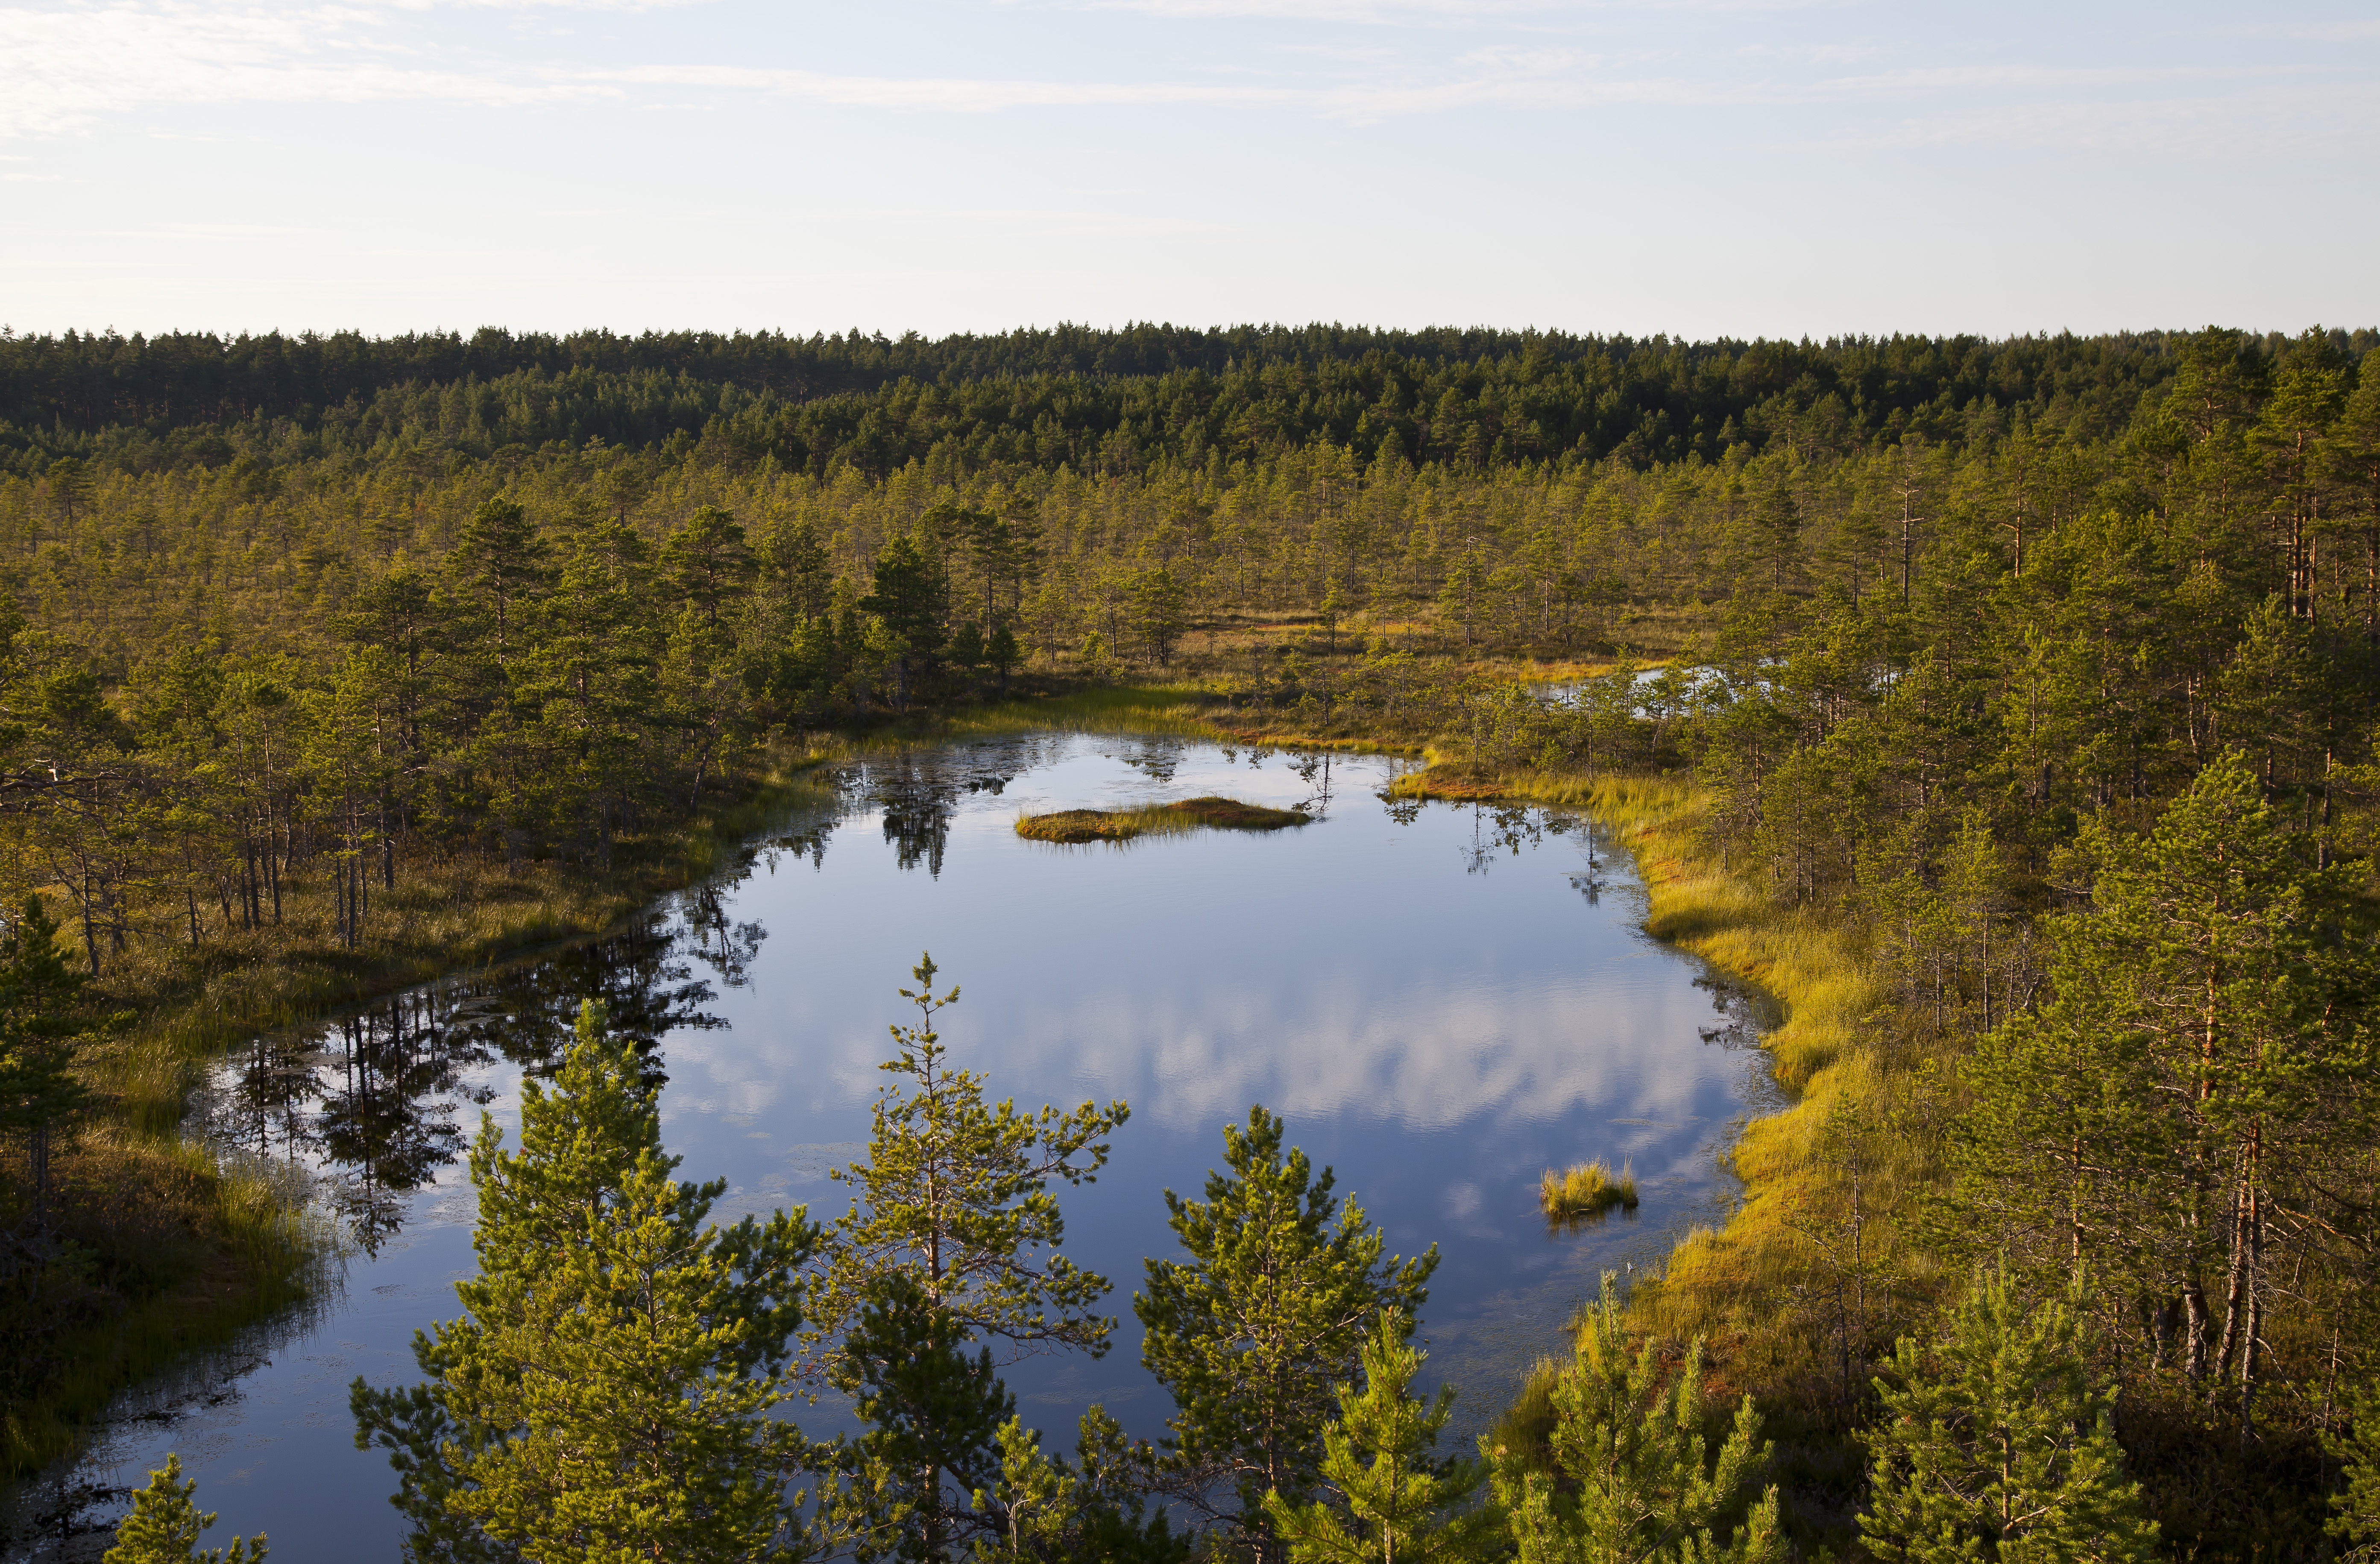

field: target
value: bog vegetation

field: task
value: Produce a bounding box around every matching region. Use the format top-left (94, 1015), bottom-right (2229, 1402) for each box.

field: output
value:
top-left (1014, 796), bottom-right (1309, 844)
top-left (1538, 1160), bottom-right (1638, 1225)
top-left (3, 320), bottom-right (2379, 1559)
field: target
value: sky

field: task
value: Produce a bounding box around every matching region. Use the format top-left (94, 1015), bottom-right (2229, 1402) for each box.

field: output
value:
top-left (1, 0), bottom-right (2375, 340)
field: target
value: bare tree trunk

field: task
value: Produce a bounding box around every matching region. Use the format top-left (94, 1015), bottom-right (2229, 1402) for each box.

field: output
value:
top-left (78, 863), bottom-right (100, 976)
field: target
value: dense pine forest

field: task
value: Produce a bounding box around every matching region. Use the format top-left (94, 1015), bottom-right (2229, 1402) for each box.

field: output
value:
top-left (5, 321), bottom-right (2380, 1562)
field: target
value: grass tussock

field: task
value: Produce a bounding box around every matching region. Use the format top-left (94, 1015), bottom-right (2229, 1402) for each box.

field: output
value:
top-left (1015, 795), bottom-right (1310, 844)
top-left (1540, 1159), bottom-right (1639, 1223)
top-left (1, 1129), bottom-right (333, 1473)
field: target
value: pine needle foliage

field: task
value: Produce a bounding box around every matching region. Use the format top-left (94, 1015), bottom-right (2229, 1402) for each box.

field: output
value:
top-left (104, 1454), bottom-right (266, 1564)
top-left (814, 953), bottom-right (1130, 1357)
top-left (812, 954), bottom-right (1131, 1562)
top-left (1858, 1264), bottom-right (2158, 1564)
top-left (350, 999), bottom-right (821, 1564)
top-left (1137, 1106), bottom-right (1440, 1558)
top-left (1491, 1271), bottom-right (1781, 1564)
top-left (0, 895), bottom-right (97, 1231)
top-left (2325, 1378), bottom-right (2380, 1563)
top-left (1261, 1309), bottom-right (1500, 1564)
top-left (965, 1408), bottom-right (1190, 1564)
top-left (1944, 754), bottom-right (2376, 1406)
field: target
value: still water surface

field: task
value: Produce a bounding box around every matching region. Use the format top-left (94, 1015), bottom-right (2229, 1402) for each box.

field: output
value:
top-left (6, 735), bottom-right (1773, 1560)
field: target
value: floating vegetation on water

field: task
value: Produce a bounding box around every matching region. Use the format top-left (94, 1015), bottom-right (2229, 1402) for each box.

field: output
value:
top-left (1539, 1159), bottom-right (1638, 1224)
top-left (1015, 796), bottom-right (1311, 844)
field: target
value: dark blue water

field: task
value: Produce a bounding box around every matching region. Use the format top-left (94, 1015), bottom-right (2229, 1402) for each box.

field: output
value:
top-left (3, 734), bottom-right (1771, 1560)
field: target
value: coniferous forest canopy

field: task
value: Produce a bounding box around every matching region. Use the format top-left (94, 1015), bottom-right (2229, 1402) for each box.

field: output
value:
top-left (5, 320), bottom-right (2380, 1563)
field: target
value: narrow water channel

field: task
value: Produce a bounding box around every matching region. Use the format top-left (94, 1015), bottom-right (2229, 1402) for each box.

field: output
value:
top-left (4, 735), bottom-right (1775, 1561)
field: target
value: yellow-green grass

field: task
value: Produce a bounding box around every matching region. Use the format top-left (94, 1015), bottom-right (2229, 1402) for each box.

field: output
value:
top-left (1580, 782), bottom-right (1943, 1369)
top-left (856, 684), bottom-right (1228, 747)
top-left (1484, 1353), bottom-right (1567, 1474)
top-left (1540, 1159), bottom-right (1639, 1223)
top-left (1015, 795), bottom-right (1311, 845)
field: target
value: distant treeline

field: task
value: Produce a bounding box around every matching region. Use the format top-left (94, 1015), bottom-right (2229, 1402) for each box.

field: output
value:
top-left (10, 323), bottom-right (2374, 478)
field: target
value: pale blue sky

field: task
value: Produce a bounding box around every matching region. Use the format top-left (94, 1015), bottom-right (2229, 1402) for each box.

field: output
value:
top-left (3, 0), bottom-right (2374, 338)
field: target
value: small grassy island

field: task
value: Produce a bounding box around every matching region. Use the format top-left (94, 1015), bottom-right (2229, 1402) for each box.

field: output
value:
top-left (1015, 795), bottom-right (1311, 845)
top-left (1539, 1159), bottom-right (1639, 1224)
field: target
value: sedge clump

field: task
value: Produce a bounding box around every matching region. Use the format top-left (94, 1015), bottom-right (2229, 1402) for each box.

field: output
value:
top-left (1539, 1159), bottom-right (1638, 1224)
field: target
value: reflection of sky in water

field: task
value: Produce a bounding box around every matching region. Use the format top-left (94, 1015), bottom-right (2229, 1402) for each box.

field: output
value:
top-left (3, 736), bottom-right (1772, 1562)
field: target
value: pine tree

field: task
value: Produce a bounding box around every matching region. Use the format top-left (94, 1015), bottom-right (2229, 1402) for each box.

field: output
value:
top-left (763, 516), bottom-right (835, 622)
top-left (351, 1000), bottom-right (819, 1564)
top-left (831, 1272), bottom-right (1016, 1563)
top-left (859, 535), bottom-right (951, 708)
top-left (816, 953), bottom-right (1129, 1358)
top-left (1262, 1309), bottom-right (1499, 1564)
top-left (1137, 1106), bottom-right (1438, 1558)
top-left (2321, 1375), bottom-right (2380, 1563)
top-left (1126, 568), bottom-right (1189, 667)
top-left (968, 1407), bottom-right (1187, 1564)
top-left (450, 497), bottom-right (551, 669)
top-left (1945, 754), bottom-right (2371, 1399)
top-left (1490, 1272), bottom-right (1780, 1564)
top-left (1859, 1264), bottom-right (2158, 1564)
top-left (985, 619), bottom-right (1021, 693)
top-left (105, 1454), bottom-right (266, 1564)
top-left (1319, 575), bottom-right (1348, 659)
top-left (814, 955), bottom-right (1131, 1558)
top-left (0, 895), bottom-right (94, 1232)
top-left (663, 505), bottom-right (759, 632)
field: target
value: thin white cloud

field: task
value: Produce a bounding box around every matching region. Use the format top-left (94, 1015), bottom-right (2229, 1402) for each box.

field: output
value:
top-left (0, 3), bottom-right (618, 135)
top-left (1, 0), bottom-right (2371, 167)
top-left (584, 63), bottom-right (1299, 111)
top-left (1850, 86), bottom-right (2380, 159)
top-left (1078, 0), bottom-right (1557, 20)
top-left (1079, 0), bottom-right (1857, 17)
top-left (1818, 62), bottom-right (2301, 96)
top-left (1456, 43), bottom-right (1593, 71)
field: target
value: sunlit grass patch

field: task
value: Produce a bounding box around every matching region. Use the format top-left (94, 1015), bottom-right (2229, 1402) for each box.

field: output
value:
top-left (1385, 761), bottom-right (1509, 800)
top-left (938, 683), bottom-right (1224, 739)
top-left (1539, 1158), bottom-right (1639, 1224)
top-left (1014, 795), bottom-right (1310, 844)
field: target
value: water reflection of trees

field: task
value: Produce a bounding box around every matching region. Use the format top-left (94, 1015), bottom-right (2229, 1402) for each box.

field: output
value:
top-left (685, 881), bottom-right (768, 989)
top-left (1454, 803), bottom-right (1575, 874)
top-left (1288, 751), bottom-right (1337, 817)
top-left (850, 748), bottom-right (1028, 877)
top-left (210, 908), bottom-right (731, 1255)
